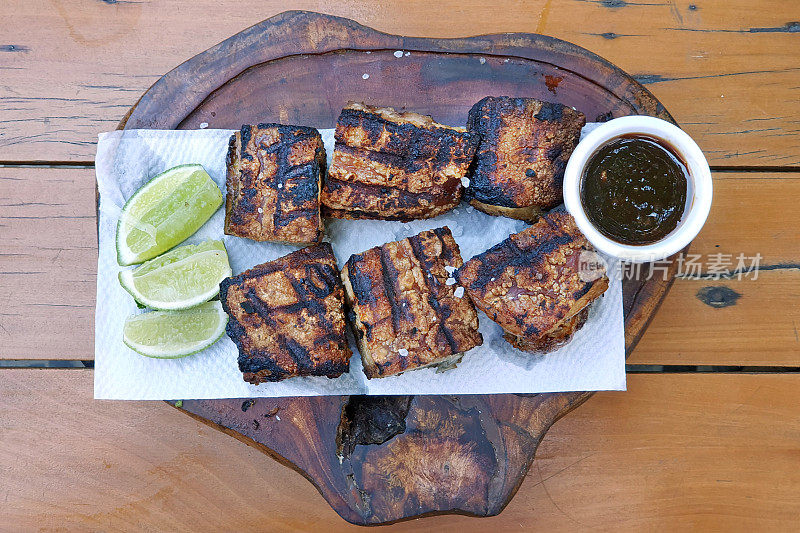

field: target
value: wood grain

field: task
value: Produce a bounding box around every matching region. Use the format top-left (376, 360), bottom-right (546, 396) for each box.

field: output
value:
top-left (122, 11), bottom-right (671, 131)
top-left (0, 167), bottom-right (96, 360)
top-left (1, 1), bottom-right (799, 165)
top-left (0, 5), bottom-right (795, 530)
top-left (690, 173), bottom-right (800, 264)
top-left (177, 392), bottom-right (595, 525)
top-left (115, 15), bottom-right (677, 523)
top-left (2, 369), bottom-right (798, 531)
top-left (1, 169), bottom-right (797, 363)
top-left (630, 269), bottom-right (800, 365)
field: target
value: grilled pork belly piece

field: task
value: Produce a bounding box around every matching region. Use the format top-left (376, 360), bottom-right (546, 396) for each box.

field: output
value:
top-left (504, 306), bottom-right (590, 353)
top-left (225, 123), bottom-right (325, 244)
top-left (455, 210), bottom-right (608, 353)
top-left (321, 103), bottom-right (478, 221)
top-left (342, 227), bottom-right (483, 378)
top-left (219, 243), bottom-right (351, 384)
top-left (465, 96), bottom-right (586, 221)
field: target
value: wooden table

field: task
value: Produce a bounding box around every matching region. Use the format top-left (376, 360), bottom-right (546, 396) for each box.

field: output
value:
top-left (1, 1), bottom-right (798, 530)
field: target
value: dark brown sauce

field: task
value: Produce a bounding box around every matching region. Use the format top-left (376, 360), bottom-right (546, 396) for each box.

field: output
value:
top-left (580, 135), bottom-right (688, 245)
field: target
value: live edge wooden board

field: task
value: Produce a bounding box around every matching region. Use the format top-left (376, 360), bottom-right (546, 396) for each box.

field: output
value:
top-left (118, 11), bottom-right (679, 526)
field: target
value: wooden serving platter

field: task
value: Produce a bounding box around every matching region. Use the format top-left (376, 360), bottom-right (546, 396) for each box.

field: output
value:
top-left (119, 11), bottom-right (678, 525)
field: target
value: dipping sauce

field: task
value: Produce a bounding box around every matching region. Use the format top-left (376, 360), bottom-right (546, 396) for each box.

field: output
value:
top-left (580, 136), bottom-right (688, 245)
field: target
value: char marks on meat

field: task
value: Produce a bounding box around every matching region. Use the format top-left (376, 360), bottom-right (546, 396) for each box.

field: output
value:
top-left (321, 103), bottom-right (478, 221)
top-left (225, 123), bottom-right (325, 244)
top-left (342, 226), bottom-right (483, 378)
top-left (456, 209), bottom-right (608, 353)
top-left (465, 96), bottom-right (586, 221)
top-left (219, 243), bottom-right (351, 383)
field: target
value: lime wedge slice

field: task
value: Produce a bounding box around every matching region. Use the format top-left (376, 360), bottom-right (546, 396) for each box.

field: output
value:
top-left (119, 240), bottom-right (232, 310)
top-left (123, 301), bottom-right (228, 358)
top-left (116, 164), bottom-right (222, 266)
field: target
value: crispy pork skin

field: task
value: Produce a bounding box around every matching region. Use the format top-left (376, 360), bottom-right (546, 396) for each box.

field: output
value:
top-left (456, 210), bottom-right (608, 353)
top-left (504, 306), bottom-right (590, 353)
top-left (219, 243), bottom-right (351, 383)
top-left (465, 96), bottom-right (586, 220)
top-left (225, 123), bottom-right (325, 244)
top-left (342, 227), bottom-right (483, 378)
top-left (321, 103), bottom-right (478, 221)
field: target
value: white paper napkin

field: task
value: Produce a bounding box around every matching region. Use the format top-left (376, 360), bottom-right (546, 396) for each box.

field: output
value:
top-left (94, 126), bottom-right (626, 399)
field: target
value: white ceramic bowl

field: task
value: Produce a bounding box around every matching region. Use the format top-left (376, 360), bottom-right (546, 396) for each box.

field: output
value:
top-left (563, 116), bottom-right (712, 263)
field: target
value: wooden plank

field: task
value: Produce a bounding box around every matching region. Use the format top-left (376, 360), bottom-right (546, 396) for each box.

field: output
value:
top-left (1, 369), bottom-right (798, 530)
top-left (0, 167), bottom-right (96, 360)
top-left (521, 372), bottom-right (800, 531)
top-left (689, 173), bottom-right (800, 264)
top-left (1, 1), bottom-right (799, 164)
top-left (0, 369), bottom-right (343, 531)
top-left (1, 167), bottom-right (798, 363)
top-left (629, 269), bottom-right (800, 366)
top-left (630, 172), bottom-right (800, 366)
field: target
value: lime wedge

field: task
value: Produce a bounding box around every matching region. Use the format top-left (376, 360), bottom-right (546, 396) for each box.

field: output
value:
top-left (119, 240), bottom-right (232, 310)
top-left (116, 164), bottom-right (222, 266)
top-left (123, 301), bottom-right (228, 358)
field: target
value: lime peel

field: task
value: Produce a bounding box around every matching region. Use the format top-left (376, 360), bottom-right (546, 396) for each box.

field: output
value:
top-left (116, 164), bottom-right (222, 266)
top-left (123, 301), bottom-right (228, 359)
top-left (119, 240), bottom-right (232, 311)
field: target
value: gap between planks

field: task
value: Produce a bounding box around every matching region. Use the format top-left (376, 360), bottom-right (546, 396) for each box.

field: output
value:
top-left (0, 363), bottom-right (798, 374)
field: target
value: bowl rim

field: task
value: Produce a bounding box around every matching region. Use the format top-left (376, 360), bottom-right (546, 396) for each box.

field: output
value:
top-left (563, 116), bottom-right (713, 263)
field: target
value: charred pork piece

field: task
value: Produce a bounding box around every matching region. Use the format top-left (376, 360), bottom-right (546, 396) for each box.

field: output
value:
top-left (465, 96), bottom-right (586, 221)
top-left (219, 243), bottom-right (351, 384)
top-left (342, 227), bottom-right (483, 378)
top-left (504, 306), bottom-right (590, 353)
top-left (321, 103), bottom-right (478, 221)
top-left (456, 210), bottom-right (608, 353)
top-left (225, 123), bottom-right (325, 244)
